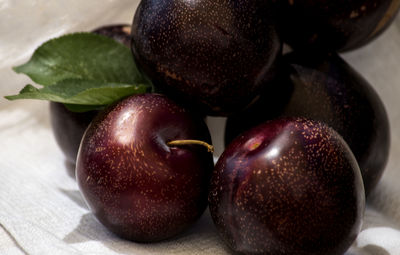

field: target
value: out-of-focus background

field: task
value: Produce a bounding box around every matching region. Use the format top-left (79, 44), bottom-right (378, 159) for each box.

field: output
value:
top-left (1, 1), bottom-right (400, 254)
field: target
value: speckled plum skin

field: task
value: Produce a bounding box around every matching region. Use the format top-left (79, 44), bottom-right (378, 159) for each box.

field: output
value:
top-left (131, 0), bottom-right (281, 116)
top-left (225, 52), bottom-right (390, 195)
top-left (210, 118), bottom-right (365, 255)
top-left (76, 94), bottom-right (214, 242)
top-left (279, 0), bottom-right (400, 51)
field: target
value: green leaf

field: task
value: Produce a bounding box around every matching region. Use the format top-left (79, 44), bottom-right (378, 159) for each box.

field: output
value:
top-left (6, 32), bottom-right (153, 111)
top-left (5, 79), bottom-right (149, 105)
top-left (13, 33), bottom-right (144, 86)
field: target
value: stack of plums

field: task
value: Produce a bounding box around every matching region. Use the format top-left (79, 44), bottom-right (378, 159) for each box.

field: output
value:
top-left (51, 0), bottom-right (395, 254)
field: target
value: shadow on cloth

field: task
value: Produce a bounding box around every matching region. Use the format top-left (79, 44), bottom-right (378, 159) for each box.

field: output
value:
top-left (64, 159), bottom-right (76, 180)
top-left (59, 188), bottom-right (88, 210)
top-left (62, 211), bottom-right (230, 255)
top-left (347, 245), bottom-right (390, 255)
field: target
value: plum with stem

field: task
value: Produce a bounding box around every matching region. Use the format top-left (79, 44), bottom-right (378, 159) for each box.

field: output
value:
top-left (76, 93), bottom-right (214, 242)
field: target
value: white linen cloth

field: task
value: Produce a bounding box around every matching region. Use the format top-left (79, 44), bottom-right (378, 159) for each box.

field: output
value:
top-left (0, 1), bottom-right (400, 254)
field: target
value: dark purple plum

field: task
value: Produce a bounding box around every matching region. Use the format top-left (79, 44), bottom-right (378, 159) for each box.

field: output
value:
top-left (131, 0), bottom-right (281, 116)
top-left (210, 118), bottom-right (365, 255)
top-left (92, 24), bottom-right (132, 47)
top-left (76, 93), bottom-right (214, 242)
top-left (50, 24), bottom-right (132, 166)
top-left (49, 102), bottom-right (98, 165)
top-left (225, 52), bottom-right (390, 195)
top-left (279, 0), bottom-right (400, 51)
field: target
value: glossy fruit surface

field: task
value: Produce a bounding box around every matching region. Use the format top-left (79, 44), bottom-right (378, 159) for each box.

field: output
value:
top-left (279, 0), bottom-right (400, 51)
top-left (225, 52), bottom-right (390, 195)
top-left (131, 0), bottom-right (281, 116)
top-left (76, 93), bottom-right (214, 242)
top-left (49, 102), bottom-right (98, 164)
top-left (210, 118), bottom-right (365, 255)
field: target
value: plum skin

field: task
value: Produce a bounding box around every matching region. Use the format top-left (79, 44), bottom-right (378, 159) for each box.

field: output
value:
top-left (210, 118), bottom-right (365, 255)
top-left (131, 0), bottom-right (281, 116)
top-left (49, 102), bottom-right (98, 165)
top-left (92, 24), bottom-right (132, 47)
top-left (76, 93), bottom-right (214, 242)
top-left (225, 52), bottom-right (390, 195)
top-left (279, 0), bottom-right (400, 51)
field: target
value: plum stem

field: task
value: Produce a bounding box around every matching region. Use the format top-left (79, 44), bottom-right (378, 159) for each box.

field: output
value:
top-left (167, 140), bottom-right (214, 153)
